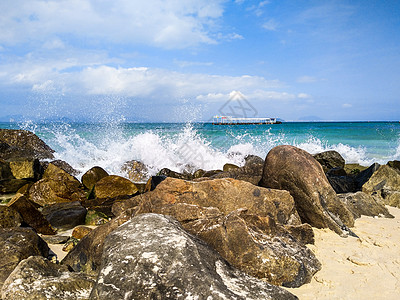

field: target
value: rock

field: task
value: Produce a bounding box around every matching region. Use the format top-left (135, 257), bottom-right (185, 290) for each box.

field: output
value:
top-left (0, 160), bottom-right (13, 180)
top-left (344, 163), bottom-right (369, 174)
top-left (362, 164), bottom-right (400, 208)
top-left (1, 256), bottom-right (95, 300)
top-left (260, 145), bottom-right (355, 236)
top-left (72, 226), bottom-right (93, 240)
top-left (313, 150), bottom-right (345, 173)
top-left (7, 194), bottom-right (56, 235)
top-left (144, 175), bottom-right (166, 192)
top-left (61, 216), bottom-right (129, 276)
top-left (192, 169), bottom-right (206, 178)
top-left (338, 192), bottom-right (394, 219)
top-left (157, 167), bottom-right (192, 180)
top-left (0, 227), bottom-right (49, 288)
top-left (29, 163), bottom-right (86, 206)
top-left (81, 166), bottom-right (109, 190)
top-left (90, 213), bottom-right (298, 300)
top-left (0, 206), bottom-right (23, 228)
top-left (0, 129), bottom-right (54, 160)
top-left (42, 201), bottom-right (87, 230)
top-left (202, 169), bottom-right (223, 177)
top-left (41, 235), bottom-right (70, 244)
top-left (244, 154), bottom-right (265, 166)
top-left (113, 177), bottom-right (301, 226)
top-left (327, 173), bottom-right (357, 194)
top-left (62, 237), bottom-right (79, 252)
top-left (223, 163), bottom-right (239, 171)
top-left (0, 179), bottom-right (32, 194)
top-left (93, 175), bottom-right (138, 199)
top-left (42, 159), bottom-right (79, 177)
top-left (85, 209), bottom-right (109, 226)
top-left (209, 163), bottom-right (264, 185)
top-left (387, 160), bottom-right (400, 172)
top-left (121, 160), bottom-right (149, 182)
top-left (9, 159), bottom-right (41, 180)
top-left (182, 209), bottom-right (320, 287)
top-left (355, 163), bottom-right (381, 190)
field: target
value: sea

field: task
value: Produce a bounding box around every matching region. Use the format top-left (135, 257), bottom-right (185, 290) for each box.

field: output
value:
top-left (1, 121), bottom-right (399, 181)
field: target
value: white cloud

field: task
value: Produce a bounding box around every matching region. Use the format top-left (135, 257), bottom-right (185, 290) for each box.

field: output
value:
top-left (296, 76), bottom-right (318, 83)
top-left (0, 0), bottom-right (226, 49)
top-left (297, 93), bottom-right (311, 99)
top-left (342, 103), bottom-right (352, 108)
top-left (263, 19), bottom-right (278, 31)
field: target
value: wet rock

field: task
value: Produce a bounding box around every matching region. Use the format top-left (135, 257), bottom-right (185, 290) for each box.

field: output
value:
top-left (158, 167), bottom-right (192, 180)
top-left (81, 166), bottom-right (109, 190)
top-left (93, 175), bottom-right (138, 199)
top-left (362, 164), bottom-right (400, 208)
top-left (223, 163), bottom-right (239, 171)
top-left (0, 206), bottom-right (23, 228)
top-left (29, 163), bottom-right (86, 206)
top-left (313, 150), bottom-right (345, 173)
top-left (7, 194), bottom-right (55, 235)
top-left (144, 175), bottom-right (167, 192)
top-left (0, 129), bottom-right (54, 160)
top-left (62, 237), bottom-right (80, 252)
top-left (72, 226), bottom-right (93, 240)
top-left (0, 160), bottom-right (13, 180)
top-left (387, 160), bottom-right (400, 172)
top-left (0, 227), bottom-right (49, 288)
top-left (1, 256), bottom-right (95, 300)
top-left (121, 160), bottom-right (149, 182)
top-left (42, 201), bottom-right (87, 230)
top-left (90, 213), bottom-right (298, 300)
top-left (209, 163), bottom-right (264, 185)
top-left (85, 209), bottom-right (109, 226)
top-left (338, 192), bottom-right (394, 219)
top-left (0, 179), bottom-right (32, 194)
top-left (114, 177), bottom-right (301, 226)
top-left (260, 145), bottom-right (354, 236)
top-left (42, 159), bottom-right (79, 177)
top-left (9, 159), bottom-right (41, 180)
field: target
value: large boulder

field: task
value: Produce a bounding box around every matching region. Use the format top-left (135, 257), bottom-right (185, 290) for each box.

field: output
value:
top-left (362, 164), bottom-right (400, 208)
top-left (9, 159), bottom-right (41, 180)
top-left (42, 201), bottom-right (87, 230)
top-left (0, 206), bottom-right (23, 228)
top-left (42, 159), bottom-right (79, 177)
top-left (0, 129), bottom-right (54, 160)
top-left (260, 145), bottom-right (354, 235)
top-left (90, 213), bottom-right (297, 300)
top-left (0, 227), bottom-right (49, 288)
top-left (29, 163), bottom-right (86, 206)
top-left (1, 256), bottom-right (95, 300)
top-left (338, 192), bottom-right (394, 219)
top-left (313, 150), bottom-right (345, 172)
top-left (81, 166), bottom-right (109, 190)
top-left (121, 160), bottom-right (149, 182)
top-left (7, 194), bottom-right (56, 235)
top-left (93, 175), bottom-right (138, 199)
top-left (114, 177), bottom-right (301, 226)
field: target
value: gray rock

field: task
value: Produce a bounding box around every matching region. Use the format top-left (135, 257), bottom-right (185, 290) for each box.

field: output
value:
top-left (0, 227), bottom-right (49, 289)
top-left (42, 201), bottom-right (87, 230)
top-left (313, 150), bottom-right (345, 172)
top-left (1, 256), bottom-right (95, 300)
top-left (338, 192), bottom-right (394, 219)
top-left (89, 213), bottom-right (298, 300)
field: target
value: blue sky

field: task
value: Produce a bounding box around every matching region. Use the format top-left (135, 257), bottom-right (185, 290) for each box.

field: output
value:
top-left (0, 0), bottom-right (399, 122)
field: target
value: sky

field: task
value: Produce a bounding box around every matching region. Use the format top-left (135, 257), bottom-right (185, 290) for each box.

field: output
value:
top-left (0, 0), bottom-right (399, 122)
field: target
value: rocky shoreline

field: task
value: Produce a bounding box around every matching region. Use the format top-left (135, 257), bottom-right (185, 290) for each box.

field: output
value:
top-left (1, 128), bottom-right (399, 299)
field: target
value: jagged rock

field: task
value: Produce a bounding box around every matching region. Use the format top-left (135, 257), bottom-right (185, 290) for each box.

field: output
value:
top-left (7, 194), bottom-right (55, 235)
top-left (29, 163), bottom-right (86, 206)
top-left (362, 164), bottom-right (400, 208)
top-left (327, 173), bottom-right (357, 194)
top-left (313, 150), bottom-right (345, 173)
top-left (89, 213), bottom-right (298, 300)
top-left (113, 177), bottom-right (301, 226)
top-left (158, 167), bottom-right (192, 180)
top-left (42, 159), bottom-right (79, 177)
top-left (338, 192), bottom-right (394, 219)
top-left (260, 145), bottom-right (354, 235)
top-left (81, 166), bottom-right (109, 190)
top-left (61, 216), bottom-right (130, 276)
top-left (1, 256), bottom-right (95, 300)
top-left (121, 160), bottom-right (149, 182)
top-left (0, 227), bottom-right (49, 289)
top-left (387, 160), bottom-right (400, 172)
top-left (42, 201), bottom-right (87, 230)
top-left (0, 206), bottom-right (23, 228)
top-left (72, 226), bottom-right (93, 240)
top-left (93, 175), bottom-right (138, 199)
top-left (354, 163), bottom-right (380, 190)
top-left (0, 129), bottom-right (54, 160)
top-left (9, 159), bottom-right (41, 180)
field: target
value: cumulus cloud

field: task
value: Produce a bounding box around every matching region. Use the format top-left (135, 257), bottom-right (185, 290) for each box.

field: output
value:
top-left (0, 0), bottom-right (225, 49)
top-left (263, 19), bottom-right (278, 31)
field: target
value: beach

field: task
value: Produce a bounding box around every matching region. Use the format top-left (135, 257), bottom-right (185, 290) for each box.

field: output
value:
top-left (288, 206), bottom-right (400, 299)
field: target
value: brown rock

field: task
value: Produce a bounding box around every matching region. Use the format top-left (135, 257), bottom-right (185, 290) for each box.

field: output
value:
top-left (94, 175), bottom-right (138, 199)
top-left (0, 227), bottom-right (49, 288)
top-left (0, 159), bottom-right (13, 180)
top-left (121, 160), bottom-right (148, 182)
top-left (29, 163), bottom-right (86, 206)
top-left (81, 166), bottom-right (109, 190)
top-left (9, 159), bottom-right (41, 180)
top-left (7, 194), bottom-right (55, 235)
top-left (72, 225), bottom-right (93, 239)
top-left (41, 201), bottom-right (87, 230)
top-left (0, 179), bottom-right (31, 194)
top-left (42, 159), bottom-right (79, 177)
top-left (260, 145), bottom-right (354, 235)
top-left (223, 163), bottom-right (239, 172)
top-left (313, 150), bottom-right (345, 172)
top-left (0, 206), bottom-right (23, 228)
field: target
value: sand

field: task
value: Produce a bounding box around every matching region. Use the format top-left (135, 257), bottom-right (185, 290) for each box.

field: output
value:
top-left (287, 206), bottom-right (400, 300)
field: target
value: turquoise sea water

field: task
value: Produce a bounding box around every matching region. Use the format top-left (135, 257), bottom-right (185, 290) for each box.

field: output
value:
top-left (1, 121), bottom-right (399, 179)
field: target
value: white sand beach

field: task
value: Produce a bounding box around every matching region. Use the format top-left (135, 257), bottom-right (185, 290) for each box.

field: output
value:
top-left (287, 206), bottom-right (400, 300)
